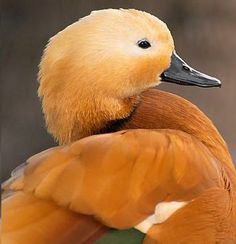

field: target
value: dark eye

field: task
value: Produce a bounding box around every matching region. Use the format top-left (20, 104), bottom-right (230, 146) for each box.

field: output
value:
top-left (137, 39), bottom-right (151, 49)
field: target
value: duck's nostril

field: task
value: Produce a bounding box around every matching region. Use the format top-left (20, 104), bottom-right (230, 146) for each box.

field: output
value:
top-left (183, 65), bottom-right (191, 71)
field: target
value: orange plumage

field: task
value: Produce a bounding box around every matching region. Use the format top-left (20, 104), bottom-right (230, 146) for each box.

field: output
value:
top-left (2, 9), bottom-right (236, 244)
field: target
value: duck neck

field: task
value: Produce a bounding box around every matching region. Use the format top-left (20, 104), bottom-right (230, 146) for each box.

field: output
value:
top-left (121, 88), bottom-right (233, 168)
top-left (67, 92), bottom-right (139, 143)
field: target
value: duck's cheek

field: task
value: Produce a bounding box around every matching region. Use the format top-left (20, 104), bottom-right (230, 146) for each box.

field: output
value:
top-left (145, 58), bottom-right (169, 87)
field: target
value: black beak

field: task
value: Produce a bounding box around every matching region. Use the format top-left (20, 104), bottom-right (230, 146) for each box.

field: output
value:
top-left (160, 51), bottom-right (221, 88)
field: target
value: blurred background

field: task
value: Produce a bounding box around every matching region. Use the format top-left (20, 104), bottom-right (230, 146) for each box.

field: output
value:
top-left (1, 0), bottom-right (236, 182)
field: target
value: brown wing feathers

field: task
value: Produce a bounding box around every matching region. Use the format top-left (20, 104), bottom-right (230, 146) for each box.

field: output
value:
top-left (3, 129), bottom-right (235, 243)
top-left (2, 192), bottom-right (108, 244)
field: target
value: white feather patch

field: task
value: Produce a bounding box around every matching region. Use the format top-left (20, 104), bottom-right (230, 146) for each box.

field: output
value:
top-left (135, 201), bottom-right (188, 233)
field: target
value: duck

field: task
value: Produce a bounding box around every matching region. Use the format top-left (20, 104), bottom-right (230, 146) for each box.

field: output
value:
top-left (2, 9), bottom-right (236, 244)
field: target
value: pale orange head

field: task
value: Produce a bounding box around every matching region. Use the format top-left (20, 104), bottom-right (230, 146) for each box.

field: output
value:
top-left (38, 9), bottom-right (174, 143)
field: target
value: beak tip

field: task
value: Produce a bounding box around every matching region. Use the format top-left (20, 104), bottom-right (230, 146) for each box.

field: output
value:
top-left (215, 78), bottom-right (222, 88)
top-left (205, 79), bottom-right (222, 88)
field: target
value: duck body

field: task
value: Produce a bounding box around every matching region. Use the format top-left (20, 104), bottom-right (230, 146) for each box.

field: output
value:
top-left (3, 89), bottom-right (236, 243)
top-left (2, 9), bottom-right (236, 244)
top-left (121, 89), bottom-right (236, 243)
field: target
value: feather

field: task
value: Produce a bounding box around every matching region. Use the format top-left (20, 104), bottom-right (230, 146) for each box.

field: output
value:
top-left (2, 129), bottom-right (236, 242)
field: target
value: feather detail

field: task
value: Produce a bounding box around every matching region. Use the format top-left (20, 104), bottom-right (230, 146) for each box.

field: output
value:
top-left (2, 129), bottom-right (235, 243)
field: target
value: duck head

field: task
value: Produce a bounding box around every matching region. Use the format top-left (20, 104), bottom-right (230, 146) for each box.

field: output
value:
top-left (38, 9), bottom-right (221, 144)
